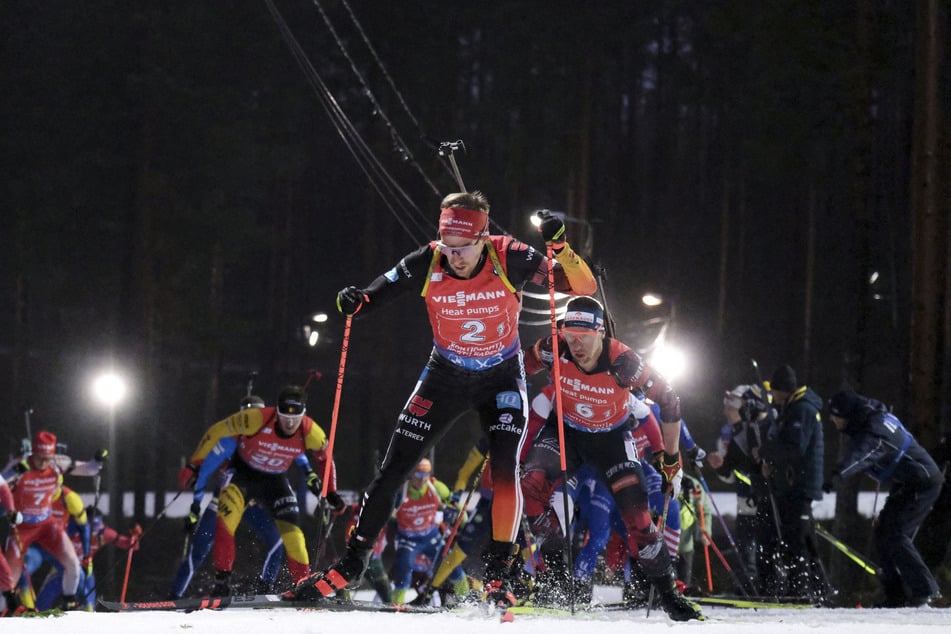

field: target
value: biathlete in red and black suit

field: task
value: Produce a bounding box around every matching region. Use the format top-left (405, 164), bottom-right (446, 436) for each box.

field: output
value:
top-left (288, 191), bottom-right (596, 607)
top-left (520, 296), bottom-right (702, 621)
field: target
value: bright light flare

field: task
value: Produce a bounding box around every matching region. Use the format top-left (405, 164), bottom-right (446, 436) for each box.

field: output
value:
top-left (642, 293), bottom-right (664, 307)
top-left (312, 312), bottom-right (329, 323)
top-left (92, 372), bottom-right (128, 408)
top-left (308, 330), bottom-right (320, 346)
top-left (649, 344), bottom-right (688, 382)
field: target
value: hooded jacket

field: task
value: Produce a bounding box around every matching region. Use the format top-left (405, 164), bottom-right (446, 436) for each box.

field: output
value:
top-left (830, 393), bottom-right (941, 489)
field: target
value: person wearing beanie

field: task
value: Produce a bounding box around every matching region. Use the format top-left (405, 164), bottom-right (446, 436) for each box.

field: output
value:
top-left (518, 295), bottom-right (703, 621)
top-left (707, 384), bottom-right (774, 595)
top-left (826, 390), bottom-right (942, 607)
top-left (289, 191), bottom-right (597, 609)
top-left (769, 364), bottom-right (798, 401)
top-left (3, 431), bottom-right (83, 611)
top-left (757, 366), bottom-right (830, 602)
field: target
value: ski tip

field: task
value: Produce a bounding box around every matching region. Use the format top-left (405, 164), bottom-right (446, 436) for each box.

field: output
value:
top-left (500, 609), bottom-right (515, 623)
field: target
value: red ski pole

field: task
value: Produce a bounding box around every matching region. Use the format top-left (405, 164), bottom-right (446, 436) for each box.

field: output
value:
top-left (547, 244), bottom-right (575, 615)
top-left (119, 524), bottom-right (143, 602)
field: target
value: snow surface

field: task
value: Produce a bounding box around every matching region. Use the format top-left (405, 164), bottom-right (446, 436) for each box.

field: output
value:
top-left (9, 586), bottom-right (948, 634)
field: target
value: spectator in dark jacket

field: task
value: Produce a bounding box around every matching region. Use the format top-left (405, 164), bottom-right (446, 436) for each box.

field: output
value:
top-left (708, 384), bottom-right (774, 595)
top-left (757, 364), bottom-right (830, 601)
top-left (826, 390), bottom-right (943, 608)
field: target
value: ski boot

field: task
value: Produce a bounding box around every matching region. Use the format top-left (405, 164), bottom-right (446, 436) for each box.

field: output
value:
top-left (61, 595), bottom-right (81, 611)
top-left (649, 574), bottom-right (703, 622)
top-left (285, 540), bottom-right (371, 602)
top-left (482, 540), bottom-right (519, 609)
top-left (210, 570), bottom-right (232, 597)
top-left (1, 591), bottom-right (20, 617)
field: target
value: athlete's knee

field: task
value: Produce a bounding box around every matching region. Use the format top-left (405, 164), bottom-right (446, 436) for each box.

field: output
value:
top-left (521, 469), bottom-right (554, 515)
top-left (216, 489), bottom-right (245, 534)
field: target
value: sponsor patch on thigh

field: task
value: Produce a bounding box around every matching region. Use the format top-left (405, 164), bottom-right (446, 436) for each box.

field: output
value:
top-left (496, 390), bottom-right (521, 410)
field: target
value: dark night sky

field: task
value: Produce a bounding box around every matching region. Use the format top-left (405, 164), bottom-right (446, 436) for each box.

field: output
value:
top-left (1, 2), bottom-right (932, 498)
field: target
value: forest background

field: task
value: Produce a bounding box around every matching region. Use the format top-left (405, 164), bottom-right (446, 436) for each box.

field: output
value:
top-left (1, 0), bottom-right (949, 599)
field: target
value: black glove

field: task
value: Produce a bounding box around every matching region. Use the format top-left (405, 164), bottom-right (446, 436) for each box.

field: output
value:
top-left (822, 473), bottom-right (840, 494)
top-left (325, 491), bottom-right (347, 515)
top-left (336, 286), bottom-right (368, 316)
top-left (94, 449), bottom-right (109, 463)
top-left (535, 210), bottom-right (566, 250)
top-left (14, 460), bottom-right (29, 475)
top-left (442, 503), bottom-right (461, 528)
top-left (306, 472), bottom-right (322, 496)
top-left (684, 445), bottom-right (706, 476)
top-left (6, 510), bottom-right (23, 525)
top-left (608, 352), bottom-right (642, 388)
top-left (184, 501), bottom-right (201, 533)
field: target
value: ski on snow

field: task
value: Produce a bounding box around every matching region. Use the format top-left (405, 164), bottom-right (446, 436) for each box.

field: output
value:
top-left (98, 593), bottom-right (515, 620)
top-left (98, 593), bottom-right (446, 614)
top-left (99, 592), bottom-right (810, 618)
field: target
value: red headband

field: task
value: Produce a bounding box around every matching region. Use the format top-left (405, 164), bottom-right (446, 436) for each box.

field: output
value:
top-left (439, 207), bottom-right (489, 240)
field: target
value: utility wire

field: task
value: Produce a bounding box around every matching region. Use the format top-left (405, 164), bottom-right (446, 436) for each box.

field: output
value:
top-left (337, 0), bottom-right (480, 196)
top-left (312, 0), bottom-right (443, 205)
top-left (264, 0), bottom-right (432, 244)
top-left (320, 0), bottom-right (512, 238)
top-left (339, 0), bottom-right (429, 145)
top-left (269, 0), bottom-right (515, 240)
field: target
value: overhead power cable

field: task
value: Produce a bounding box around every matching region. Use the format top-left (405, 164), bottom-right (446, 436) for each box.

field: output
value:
top-left (337, 0), bottom-right (482, 197)
top-left (311, 0), bottom-right (443, 202)
top-left (264, 0), bottom-right (432, 244)
top-left (268, 0), bottom-right (514, 239)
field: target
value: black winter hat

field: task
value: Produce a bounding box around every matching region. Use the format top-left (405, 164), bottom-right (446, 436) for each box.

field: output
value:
top-left (277, 385), bottom-right (306, 415)
top-left (770, 364), bottom-right (798, 392)
top-left (828, 390), bottom-right (863, 419)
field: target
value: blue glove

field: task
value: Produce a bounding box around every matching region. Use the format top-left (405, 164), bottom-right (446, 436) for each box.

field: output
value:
top-left (442, 504), bottom-right (460, 528)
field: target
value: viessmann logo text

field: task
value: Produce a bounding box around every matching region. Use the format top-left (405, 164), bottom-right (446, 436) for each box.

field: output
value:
top-left (431, 290), bottom-right (508, 307)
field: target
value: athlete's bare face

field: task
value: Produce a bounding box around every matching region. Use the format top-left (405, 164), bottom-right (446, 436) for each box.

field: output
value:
top-left (723, 404), bottom-right (742, 423)
top-left (562, 328), bottom-right (604, 371)
top-left (437, 237), bottom-right (485, 279)
top-left (29, 454), bottom-right (54, 470)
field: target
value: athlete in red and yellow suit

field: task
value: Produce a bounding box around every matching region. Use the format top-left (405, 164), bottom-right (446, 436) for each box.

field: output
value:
top-left (186, 407), bottom-right (333, 584)
top-left (5, 458), bottom-right (81, 603)
top-left (17, 485), bottom-right (88, 610)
